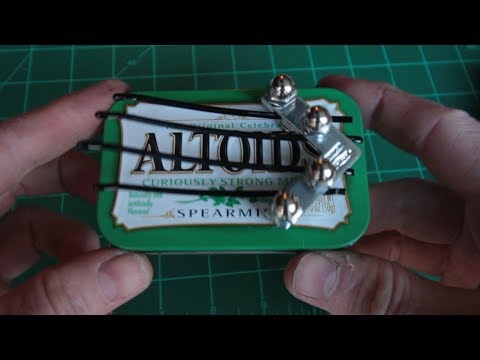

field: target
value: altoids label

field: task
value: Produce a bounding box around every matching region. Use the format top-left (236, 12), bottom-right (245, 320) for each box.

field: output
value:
top-left (112, 100), bottom-right (352, 230)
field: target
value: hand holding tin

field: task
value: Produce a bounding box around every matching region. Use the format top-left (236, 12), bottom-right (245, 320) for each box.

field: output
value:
top-left (0, 79), bottom-right (153, 315)
top-left (284, 75), bottom-right (480, 315)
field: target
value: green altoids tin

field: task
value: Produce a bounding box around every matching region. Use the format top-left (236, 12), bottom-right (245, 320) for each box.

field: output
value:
top-left (94, 75), bottom-right (370, 252)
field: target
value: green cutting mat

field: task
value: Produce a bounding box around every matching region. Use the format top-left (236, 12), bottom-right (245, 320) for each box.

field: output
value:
top-left (1, 45), bottom-right (479, 315)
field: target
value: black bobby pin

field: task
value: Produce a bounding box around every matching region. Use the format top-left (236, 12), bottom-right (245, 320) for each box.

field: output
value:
top-left (97, 183), bottom-right (346, 197)
top-left (113, 93), bottom-right (353, 123)
top-left (96, 111), bottom-right (362, 145)
top-left (114, 93), bottom-right (280, 119)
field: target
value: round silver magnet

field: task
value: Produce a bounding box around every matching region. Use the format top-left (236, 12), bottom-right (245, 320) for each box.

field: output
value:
top-left (270, 191), bottom-right (303, 230)
top-left (268, 74), bottom-right (298, 106)
top-left (304, 157), bottom-right (335, 188)
top-left (304, 105), bottom-right (332, 135)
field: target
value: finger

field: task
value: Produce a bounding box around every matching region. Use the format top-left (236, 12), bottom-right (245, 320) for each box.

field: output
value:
top-left (0, 79), bottom-right (129, 197)
top-left (368, 178), bottom-right (464, 244)
top-left (0, 207), bottom-right (99, 284)
top-left (284, 251), bottom-right (480, 314)
top-left (351, 232), bottom-right (450, 276)
top-left (1, 150), bottom-right (99, 217)
top-left (17, 150), bottom-right (100, 204)
top-left (0, 248), bottom-right (152, 315)
top-left (441, 206), bottom-right (480, 289)
top-left (318, 75), bottom-right (480, 197)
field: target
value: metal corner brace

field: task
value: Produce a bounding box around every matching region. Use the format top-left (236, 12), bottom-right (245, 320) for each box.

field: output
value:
top-left (261, 74), bottom-right (362, 229)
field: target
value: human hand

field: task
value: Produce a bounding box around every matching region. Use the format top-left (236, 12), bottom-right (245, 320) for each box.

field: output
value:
top-left (0, 80), bottom-right (153, 314)
top-left (284, 75), bottom-right (480, 314)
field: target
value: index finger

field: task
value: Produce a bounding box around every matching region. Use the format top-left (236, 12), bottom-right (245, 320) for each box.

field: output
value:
top-left (318, 75), bottom-right (480, 197)
top-left (0, 79), bottom-right (130, 196)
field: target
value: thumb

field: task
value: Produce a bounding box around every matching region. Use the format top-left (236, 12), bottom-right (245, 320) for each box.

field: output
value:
top-left (0, 248), bottom-right (152, 315)
top-left (284, 251), bottom-right (480, 315)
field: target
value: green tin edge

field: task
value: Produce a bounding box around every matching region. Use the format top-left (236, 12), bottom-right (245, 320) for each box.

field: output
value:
top-left (97, 88), bottom-right (370, 252)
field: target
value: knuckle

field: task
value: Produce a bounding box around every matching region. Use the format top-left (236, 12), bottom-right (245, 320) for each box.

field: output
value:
top-left (357, 261), bottom-right (412, 315)
top-left (81, 223), bottom-right (99, 242)
top-left (74, 223), bottom-right (100, 251)
top-left (457, 129), bottom-right (480, 192)
top-left (384, 267), bottom-right (413, 315)
top-left (0, 135), bottom-right (21, 189)
top-left (378, 82), bottom-right (398, 97)
top-left (415, 108), bottom-right (468, 155)
top-left (373, 80), bottom-right (398, 103)
top-left (34, 268), bottom-right (89, 315)
top-left (387, 236), bottom-right (402, 263)
top-left (370, 83), bottom-right (398, 128)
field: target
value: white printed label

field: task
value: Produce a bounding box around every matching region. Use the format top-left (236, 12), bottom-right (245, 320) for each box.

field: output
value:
top-left (112, 100), bottom-right (351, 230)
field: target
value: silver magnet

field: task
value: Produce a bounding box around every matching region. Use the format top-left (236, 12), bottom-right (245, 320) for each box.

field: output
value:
top-left (304, 105), bottom-right (332, 135)
top-left (268, 74), bottom-right (298, 107)
top-left (270, 191), bottom-right (303, 230)
top-left (304, 157), bottom-right (335, 188)
top-left (269, 158), bottom-right (336, 229)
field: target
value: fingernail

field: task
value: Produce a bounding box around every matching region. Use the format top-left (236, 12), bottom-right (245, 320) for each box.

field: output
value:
top-left (292, 252), bottom-right (338, 300)
top-left (98, 252), bottom-right (152, 302)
